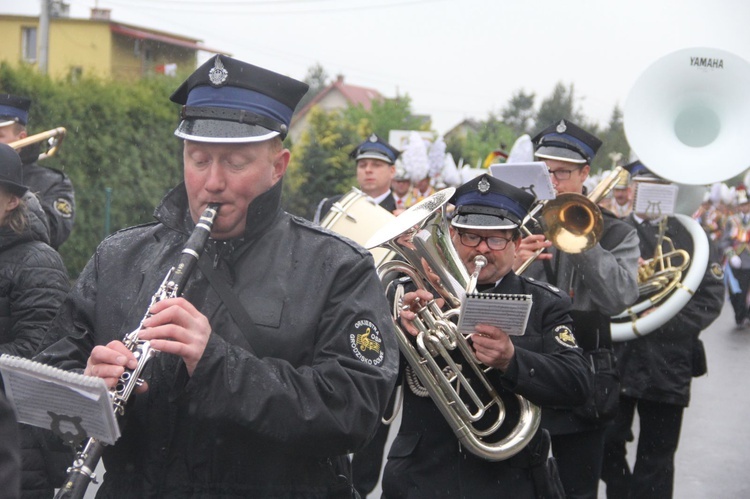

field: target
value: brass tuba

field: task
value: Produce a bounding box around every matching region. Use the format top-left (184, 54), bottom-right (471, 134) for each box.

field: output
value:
top-left (9, 127), bottom-right (67, 162)
top-left (366, 189), bottom-right (541, 461)
top-left (610, 47), bottom-right (750, 340)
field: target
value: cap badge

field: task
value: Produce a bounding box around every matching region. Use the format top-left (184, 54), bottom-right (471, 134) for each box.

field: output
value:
top-left (477, 177), bottom-right (491, 193)
top-left (208, 56), bottom-right (229, 87)
top-left (368, 133), bottom-right (378, 142)
top-left (556, 120), bottom-right (567, 133)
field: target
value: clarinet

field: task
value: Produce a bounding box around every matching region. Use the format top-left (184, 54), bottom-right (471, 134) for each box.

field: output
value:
top-left (54, 203), bottom-right (221, 499)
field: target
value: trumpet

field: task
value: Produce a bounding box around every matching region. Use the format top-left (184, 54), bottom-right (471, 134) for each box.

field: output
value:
top-left (516, 166), bottom-right (627, 274)
top-left (9, 126), bottom-right (67, 162)
top-left (366, 189), bottom-right (541, 461)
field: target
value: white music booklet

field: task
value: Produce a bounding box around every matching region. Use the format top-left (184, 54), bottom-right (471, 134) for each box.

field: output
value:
top-left (457, 293), bottom-right (533, 336)
top-left (0, 354), bottom-right (121, 445)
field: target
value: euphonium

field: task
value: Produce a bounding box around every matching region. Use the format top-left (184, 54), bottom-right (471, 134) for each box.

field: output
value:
top-left (366, 189), bottom-right (541, 461)
top-left (55, 203), bottom-right (221, 499)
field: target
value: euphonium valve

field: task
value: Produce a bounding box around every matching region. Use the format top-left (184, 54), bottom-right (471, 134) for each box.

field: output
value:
top-left (366, 189), bottom-right (541, 461)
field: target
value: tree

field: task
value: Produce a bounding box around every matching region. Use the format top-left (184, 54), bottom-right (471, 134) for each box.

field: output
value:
top-left (295, 62), bottom-right (330, 111)
top-left (343, 95), bottom-right (429, 139)
top-left (592, 104), bottom-right (631, 173)
top-left (535, 82), bottom-right (587, 131)
top-left (284, 107), bottom-right (360, 219)
top-left (502, 90), bottom-right (536, 136)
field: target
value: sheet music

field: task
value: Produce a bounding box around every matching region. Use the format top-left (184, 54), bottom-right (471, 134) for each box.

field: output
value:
top-left (634, 182), bottom-right (678, 217)
top-left (0, 355), bottom-right (120, 445)
top-left (457, 293), bottom-right (533, 336)
top-left (489, 162), bottom-right (556, 200)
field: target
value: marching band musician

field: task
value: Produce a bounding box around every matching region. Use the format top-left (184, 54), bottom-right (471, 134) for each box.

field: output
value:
top-left (514, 120), bottom-right (640, 499)
top-left (601, 164), bottom-right (724, 499)
top-left (0, 94), bottom-right (76, 249)
top-left (34, 55), bottom-right (398, 497)
top-left (314, 133), bottom-right (400, 223)
top-left (391, 161), bottom-right (412, 214)
top-left (382, 174), bottom-right (590, 498)
top-left (599, 171), bottom-right (633, 218)
top-left (0, 144), bottom-right (72, 497)
top-left (718, 186), bottom-right (750, 327)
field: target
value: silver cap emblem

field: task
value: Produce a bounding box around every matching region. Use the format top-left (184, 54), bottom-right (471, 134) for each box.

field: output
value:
top-left (556, 120), bottom-right (567, 134)
top-left (368, 133), bottom-right (378, 142)
top-left (208, 56), bottom-right (228, 86)
top-left (478, 177), bottom-right (491, 193)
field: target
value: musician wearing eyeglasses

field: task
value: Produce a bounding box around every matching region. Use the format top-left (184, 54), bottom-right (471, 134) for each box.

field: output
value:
top-left (33, 56), bottom-right (398, 497)
top-left (515, 120), bottom-right (641, 499)
top-left (601, 164), bottom-right (724, 499)
top-left (383, 174), bottom-right (590, 498)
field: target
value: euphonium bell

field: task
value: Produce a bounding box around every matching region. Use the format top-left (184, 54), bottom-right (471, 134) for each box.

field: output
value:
top-left (366, 189), bottom-right (541, 461)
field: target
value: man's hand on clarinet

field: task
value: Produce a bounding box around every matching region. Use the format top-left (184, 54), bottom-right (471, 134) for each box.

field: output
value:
top-left (138, 297), bottom-right (212, 376)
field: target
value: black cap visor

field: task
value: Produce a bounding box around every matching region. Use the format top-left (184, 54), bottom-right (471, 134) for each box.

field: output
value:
top-left (451, 212), bottom-right (519, 230)
top-left (535, 145), bottom-right (587, 164)
top-left (175, 118), bottom-right (279, 143)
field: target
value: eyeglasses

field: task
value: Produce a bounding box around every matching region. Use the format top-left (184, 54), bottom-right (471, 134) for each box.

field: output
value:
top-left (547, 168), bottom-right (580, 180)
top-left (457, 231), bottom-right (513, 251)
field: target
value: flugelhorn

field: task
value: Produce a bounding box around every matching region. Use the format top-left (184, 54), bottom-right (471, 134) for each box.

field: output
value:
top-left (10, 126), bottom-right (67, 162)
top-left (366, 189), bottom-right (541, 461)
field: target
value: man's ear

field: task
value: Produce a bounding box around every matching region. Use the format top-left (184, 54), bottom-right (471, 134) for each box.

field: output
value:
top-left (272, 148), bottom-right (291, 182)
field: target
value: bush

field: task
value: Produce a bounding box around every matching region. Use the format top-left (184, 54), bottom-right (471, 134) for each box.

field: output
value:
top-left (1, 63), bottom-right (184, 277)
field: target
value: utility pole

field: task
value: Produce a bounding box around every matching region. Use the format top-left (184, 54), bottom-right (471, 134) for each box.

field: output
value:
top-left (38, 0), bottom-right (50, 74)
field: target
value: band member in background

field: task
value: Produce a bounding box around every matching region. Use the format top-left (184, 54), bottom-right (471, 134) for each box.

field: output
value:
top-left (0, 94), bottom-right (76, 249)
top-left (391, 161), bottom-right (412, 213)
top-left (314, 134), bottom-right (400, 223)
top-left (381, 174), bottom-right (590, 498)
top-left (515, 119), bottom-right (640, 499)
top-left (34, 55), bottom-right (398, 497)
top-left (601, 164), bottom-right (724, 499)
top-left (718, 186), bottom-right (750, 327)
top-left (0, 144), bottom-right (72, 497)
top-left (600, 171), bottom-right (633, 218)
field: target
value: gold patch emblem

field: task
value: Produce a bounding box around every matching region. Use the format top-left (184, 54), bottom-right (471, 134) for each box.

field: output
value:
top-left (554, 325), bottom-right (577, 348)
top-left (53, 198), bottom-right (73, 218)
top-left (350, 319), bottom-right (384, 366)
top-left (710, 262), bottom-right (724, 280)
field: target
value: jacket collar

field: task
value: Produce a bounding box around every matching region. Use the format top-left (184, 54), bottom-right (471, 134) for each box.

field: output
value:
top-left (154, 179), bottom-right (283, 242)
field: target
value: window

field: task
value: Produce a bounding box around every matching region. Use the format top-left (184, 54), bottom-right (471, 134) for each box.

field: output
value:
top-left (22, 27), bottom-right (37, 62)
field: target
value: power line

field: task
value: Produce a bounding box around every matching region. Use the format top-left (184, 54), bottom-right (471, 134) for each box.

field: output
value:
top-left (92, 0), bottom-right (449, 15)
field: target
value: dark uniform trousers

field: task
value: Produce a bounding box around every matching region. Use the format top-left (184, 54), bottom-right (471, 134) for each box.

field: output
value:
top-left (601, 395), bottom-right (684, 499)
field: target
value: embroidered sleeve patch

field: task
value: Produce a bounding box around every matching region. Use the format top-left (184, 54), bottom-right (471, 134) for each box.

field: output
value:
top-left (53, 198), bottom-right (74, 218)
top-left (554, 325), bottom-right (578, 348)
top-left (349, 319), bottom-right (384, 366)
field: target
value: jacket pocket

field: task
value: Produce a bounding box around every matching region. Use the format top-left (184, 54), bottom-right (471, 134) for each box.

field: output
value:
top-left (387, 433), bottom-right (421, 459)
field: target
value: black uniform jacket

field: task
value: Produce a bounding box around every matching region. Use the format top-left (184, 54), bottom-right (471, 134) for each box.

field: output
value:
top-left (382, 272), bottom-right (590, 499)
top-left (36, 181), bottom-right (399, 498)
top-left (23, 161), bottom-right (75, 250)
top-left (615, 215), bottom-right (725, 407)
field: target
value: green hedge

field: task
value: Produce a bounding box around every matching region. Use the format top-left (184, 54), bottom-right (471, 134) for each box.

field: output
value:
top-left (1, 63), bottom-right (186, 278)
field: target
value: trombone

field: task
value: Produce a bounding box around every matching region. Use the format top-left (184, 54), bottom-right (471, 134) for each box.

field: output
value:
top-left (516, 166), bottom-right (629, 274)
top-left (9, 127), bottom-right (67, 162)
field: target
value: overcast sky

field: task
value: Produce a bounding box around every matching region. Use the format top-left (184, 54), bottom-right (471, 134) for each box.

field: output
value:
top-left (3, 0), bottom-right (749, 136)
